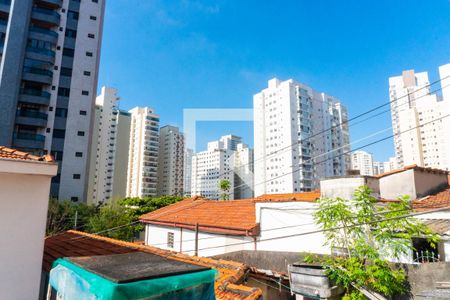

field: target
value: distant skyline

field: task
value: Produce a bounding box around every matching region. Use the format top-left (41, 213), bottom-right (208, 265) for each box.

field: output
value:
top-left (98, 0), bottom-right (450, 161)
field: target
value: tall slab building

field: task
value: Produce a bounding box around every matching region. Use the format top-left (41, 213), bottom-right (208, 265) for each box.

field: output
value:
top-left (389, 64), bottom-right (450, 170)
top-left (253, 78), bottom-right (350, 196)
top-left (0, 0), bottom-right (105, 201)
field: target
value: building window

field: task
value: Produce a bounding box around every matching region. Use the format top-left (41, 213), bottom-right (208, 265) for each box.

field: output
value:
top-left (86, 51), bottom-right (93, 57)
top-left (71, 197), bottom-right (79, 202)
top-left (65, 29), bottom-right (77, 38)
top-left (75, 152), bottom-right (83, 157)
top-left (55, 108), bottom-right (68, 118)
top-left (68, 10), bottom-right (79, 20)
top-left (60, 67), bottom-right (72, 77)
top-left (167, 232), bottom-right (174, 248)
top-left (73, 174), bottom-right (81, 179)
top-left (62, 47), bottom-right (75, 57)
top-left (81, 90), bottom-right (89, 96)
top-left (79, 110), bottom-right (87, 115)
top-left (88, 33), bottom-right (95, 38)
top-left (90, 15), bottom-right (97, 20)
top-left (52, 129), bottom-right (66, 139)
top-left (83, 71), bottom-right (91, 76)
top-left (77, 131), bottom-right (85, 136)
top-left (58, 87), bottom-right (70, 97)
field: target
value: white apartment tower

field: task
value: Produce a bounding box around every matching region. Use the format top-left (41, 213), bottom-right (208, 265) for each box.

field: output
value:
top-left (191, 135), bottom-right (252, 200)
top-left (126, 107), bottom-right (160, 198)
top-left (350, 150), bottom-right (374, 176)
top-left (87, 87), bottom-right (119, 204)
top-left (389, 63), bottom-right (450, 170)
top-left (253, 78), bottom-right (350, 196)
top-left (157, 125), bottom-right (184, 196)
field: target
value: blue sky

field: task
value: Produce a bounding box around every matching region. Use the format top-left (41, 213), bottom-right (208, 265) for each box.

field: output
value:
top-left (98, 0), bottom-right (450, 160)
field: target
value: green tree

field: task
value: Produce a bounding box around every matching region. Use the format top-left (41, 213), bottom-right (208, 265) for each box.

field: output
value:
top-left (309, 186), bottom-right (438, 299)
top-left (46, 198), bottom-right (97, 235)
top-left (218, 179), bottom-right (231, 200)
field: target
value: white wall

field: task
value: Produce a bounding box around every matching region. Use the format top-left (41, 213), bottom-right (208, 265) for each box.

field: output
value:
top-left (145, 224), bottom-right (255, 257)
top-left (0, 159), bottom-right (57, 300)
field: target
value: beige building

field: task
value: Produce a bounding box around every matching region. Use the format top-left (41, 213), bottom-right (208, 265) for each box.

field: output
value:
top-left (350, 150), bottom-right (374, 176)
top-left (389, 63), bottom-right (450, 171)
top-left (0, 147), bottom-right (57, 299)
top-left (126, 107), bottom-right (160, 198)
top-left (111, 110), bottom-right (131, 200)
top-left (157, 126), bottom-right (184, 196)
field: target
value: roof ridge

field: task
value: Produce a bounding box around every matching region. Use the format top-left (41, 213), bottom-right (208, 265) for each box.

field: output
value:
top-left (139, 198), bottom-right (205, 220)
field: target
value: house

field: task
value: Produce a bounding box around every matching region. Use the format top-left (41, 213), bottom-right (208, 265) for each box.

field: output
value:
top-left (140, 165), bottom-right (450, 263)
top-left (41, 230), bottom-right (262, 300)
top-left (0, 146), bottom-right (57, 300)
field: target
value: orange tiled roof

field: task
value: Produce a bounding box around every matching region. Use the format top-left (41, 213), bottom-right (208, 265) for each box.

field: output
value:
top-left (44, 230), bottom-right (262, 300)
top-left (0, 146), bottom-right (54, 162)
top-left (413, 188), bottom-right (450, 212)
top-left (140, 192), bottom-right (320, 236)
top-left (375, 164), bottom-right (448, 179)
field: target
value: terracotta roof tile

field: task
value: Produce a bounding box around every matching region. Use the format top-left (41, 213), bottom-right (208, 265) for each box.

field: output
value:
top-left (0, 146), bottom-right (54, 162)
top-left (140, 192), bottom-right (319, 236)
top-left (44, 231), bottom-right (262, 299)
top-left (375, 164), bottom-right (448, 178)
top-left (413, 188), bottom-right (450, 211)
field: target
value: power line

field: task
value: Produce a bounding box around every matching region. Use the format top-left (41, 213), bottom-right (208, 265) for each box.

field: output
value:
top-left (181, 204), bottom-right (450, 254)
top-left (197, 75), bottom-right (448, 183)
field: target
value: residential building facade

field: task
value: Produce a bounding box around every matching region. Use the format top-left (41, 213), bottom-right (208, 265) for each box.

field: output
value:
top-left (351, 150), bottom-right (374, 176)
top-left (0, 0), bottom-right (105, 202)
top-left (126, 107), bottom-right (159, 198)
top-left (232, 143), bottom-right (254, 199)
top-left (157, 125), bottom-right (184, 196)
top-left (389, 64), bottom-right (450, 171)
top-left (183, 148), bottom-right (193, 197)
top-left (111, 110), bottom-right (131, 200)
top-left (253, 78), bottom-right (350, 197)
top-left (87, 87), bottom-right (119, 204)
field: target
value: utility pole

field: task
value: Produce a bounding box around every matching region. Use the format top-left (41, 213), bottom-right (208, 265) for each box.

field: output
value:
top-left (194, 223), bottom-right (199, 256)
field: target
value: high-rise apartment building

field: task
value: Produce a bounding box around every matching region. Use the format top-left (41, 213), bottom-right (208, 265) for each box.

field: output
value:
top-left (350, 150), bottom-right (374, 176)
top-left (232, 143), bottom-right (254, 199)
top-left (111, 110), bottom-right (131, 200)
top-left (389, 64), bottom-right (450, 170)
top-left (87, 87), bottom-right (119, 204)
top-left (157, 125), bottom-right (184, 196)
top-left (0, 0), bottom-right (105, 201)
top-left (183, 148), bottom-right (193, 197)
top-left (253, 78), bottom-right (350, 196)
top-left (126, 107), bottom-right (160, 198)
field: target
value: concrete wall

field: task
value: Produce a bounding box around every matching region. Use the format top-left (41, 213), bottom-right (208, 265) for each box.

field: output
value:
top-left (320, 176), bottom-right (380, 200)
top-left (413, 170), bottom-right (448, 198)
top-left (145, 224), bottom-right (255, 257)
top-left (0, 159), bottom-right (57, 300)
top-left (400, 262), bottom-right (450, 298)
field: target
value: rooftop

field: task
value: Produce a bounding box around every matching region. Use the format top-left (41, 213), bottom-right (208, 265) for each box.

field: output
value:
top-left (44, 230), bottom-right (261, 300)
top-left (375, 164), bottom-right (449, 179)
top-left (139, 191), bottom-right (321, 236)
top-left (0, 146), bottom-right (54, 162)
top-left (413, 188), bottom-right (450, 212)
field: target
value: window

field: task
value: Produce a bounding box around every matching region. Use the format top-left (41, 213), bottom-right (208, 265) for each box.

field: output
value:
top-left (86, 51), bottom-right (93, 57)
top-left (60, 67), bottom-right (72, 76)
top-left (88, 33), bottom-right (95, 38)
top-left (63, 47), bottom-right (75, 57)
top-left (71, 197), bottom-right (79, 202)
top-left (50, 151), bottom-right (63, 161)
top-left (83, 71), bottom-right (91, 76)
top-left (81, 90), bottom-right (89, 96)
top-left (68, 10), bottom-right (79, 20)
top-left (52, 129), bottom-right (65, 139)
top-left (73, 174), bottom-right (81, 179)
top-left (75, 152), bottom-right (83, 157)
top-left (79, 110), bottom-right (87, 115)
top-left (90, 15), bottom-right (97, 20)
top-left (55, 108), bottom-right (68, 118)
top-left (65, 29), bottom-right (77, 38)
top-left (58, 87), bottom-right (70, 97)
top-left (167, 232), bottom-right (174, 248)
top-left (77, 131), bottom-right (85, 136)
top-left (92, 0), bottom-right (98, 3)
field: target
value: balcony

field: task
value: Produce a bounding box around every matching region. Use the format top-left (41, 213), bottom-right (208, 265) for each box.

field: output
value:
top-left (29, 26), bottom-right (58, 44)
top-left (16, 109), bottom-right (48, 127)
top-left (19, 88), bottom-right (51, 106)
top-left (22, 66), bottom-right (53, 85)
top-left (12, 132), bottom-right (45, 149)
top-left (31, 7), bottom-right (60, 27)
top-left (26, 47), bottom-right (56, 63)
top-left (0, 0), bottom-right (10, 15)
top-left (35, 0), bottom-right (62, 9)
